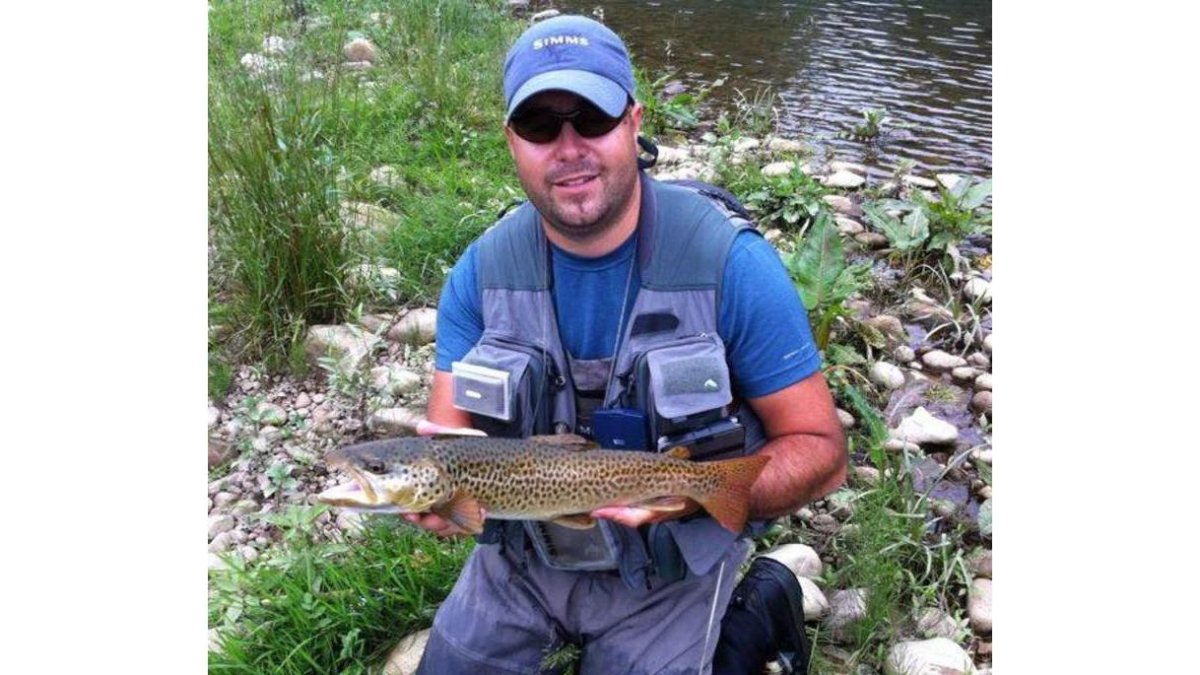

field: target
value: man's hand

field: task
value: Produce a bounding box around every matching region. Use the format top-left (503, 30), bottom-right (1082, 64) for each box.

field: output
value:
top-left (403, 512), bottom-right (479, 538)
top-left (591, 498), bottom-right (701, 529)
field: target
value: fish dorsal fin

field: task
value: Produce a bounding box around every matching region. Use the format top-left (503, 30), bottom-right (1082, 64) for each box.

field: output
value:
top-left (529, 434), bottom-right (597, 450)
top-left (551, 513), bottom-right (597, 529)
top-left (431, 491), bottom-right (485, 535)
top-left (664, 445), bottom-right (692, 460)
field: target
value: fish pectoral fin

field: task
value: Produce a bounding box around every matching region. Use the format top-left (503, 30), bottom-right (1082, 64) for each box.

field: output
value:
top-left (529, 434), bottom-right (597, 450)
top-left (550, 514), bottom-right (598, 530)
top-left (634, 497), bottom-right (691, 513)
top-left (431, 491), bottom-right (485, 535)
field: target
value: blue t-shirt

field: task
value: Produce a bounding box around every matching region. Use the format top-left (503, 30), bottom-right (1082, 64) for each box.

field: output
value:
top-left (435, 226), bottom-right (821, 400)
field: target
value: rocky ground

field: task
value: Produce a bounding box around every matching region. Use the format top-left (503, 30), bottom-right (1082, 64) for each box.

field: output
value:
top-left (208, 140), bottom-right (992, 675)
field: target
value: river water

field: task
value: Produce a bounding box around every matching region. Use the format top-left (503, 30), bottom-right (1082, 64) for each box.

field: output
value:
top-left (552, 0), bottom-right (992, 180)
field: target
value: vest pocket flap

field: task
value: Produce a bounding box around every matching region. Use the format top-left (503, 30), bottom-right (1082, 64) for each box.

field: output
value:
top-left (646, 338), bottom-right (732, 421)
top-left (452, 360), bottom-right (516, 421)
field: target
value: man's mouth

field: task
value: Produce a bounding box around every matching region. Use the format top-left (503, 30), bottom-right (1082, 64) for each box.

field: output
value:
top-left (553, 173), bottom-right (597, 188)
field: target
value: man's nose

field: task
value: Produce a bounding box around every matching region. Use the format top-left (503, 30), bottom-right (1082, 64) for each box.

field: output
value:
top-left (552, 120), bottom-right (588, 155)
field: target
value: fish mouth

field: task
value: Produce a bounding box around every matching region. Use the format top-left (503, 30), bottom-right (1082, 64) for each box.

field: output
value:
top-left (318, 465), bottom-right (390, 510)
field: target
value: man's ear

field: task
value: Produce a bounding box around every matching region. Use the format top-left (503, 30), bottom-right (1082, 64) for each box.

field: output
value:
top-left (503, 124), bottom-right (518, 160)
top-left (629, 102), bottom-right (644, 133)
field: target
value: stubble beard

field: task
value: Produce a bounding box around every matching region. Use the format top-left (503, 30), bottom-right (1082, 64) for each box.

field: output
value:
top-left (526, 160), bottom-right (639, 245)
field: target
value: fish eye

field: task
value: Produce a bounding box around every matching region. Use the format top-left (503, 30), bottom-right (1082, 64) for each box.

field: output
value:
top-left (366, 459), bottom-right (386, 473)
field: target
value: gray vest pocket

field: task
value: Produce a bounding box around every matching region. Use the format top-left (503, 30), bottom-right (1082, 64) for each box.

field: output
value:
top-left (455, 335), bottom-right (555, 437)
top-left (630, 334), bottom-right (735, 446)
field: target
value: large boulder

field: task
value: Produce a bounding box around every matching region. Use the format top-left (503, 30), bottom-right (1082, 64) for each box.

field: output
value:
top-left (890, 407), bottom-right (958, 446)
top-left (884, 637), bottom-right (975, 675)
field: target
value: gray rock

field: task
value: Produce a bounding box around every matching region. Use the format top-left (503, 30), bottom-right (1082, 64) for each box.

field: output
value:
top-left (826, 589), bottom-right (867, 643)
top-left (968, 579), bottom-right (992, 634)
top-left (763, 229), bottom-right (784, 245)
top-left (295, 392), bottom-right (312, 409)
top-left (836, 408), bottom-right (856, 428)
top-left (369, 165), bottom-right (403, 189)
top-left (208, 514), bottom-right (235, 539)
top-left (863, 315), bottom-right (906, 342)
top-left (966, 548), bottom-right (992, 579)
top-left (208, 406), bottom-right (221, 429)
top-left (967, 352), bottom-right (991, 369)
top-left (655, 145), bottom-right (691, 166)
top-left (255, 402), bottom-right (288, 426)
top-left (213, 492), bottom-right (238, 509)
top-left (969, 447), bottom-right (992, 465)
top-left (343, 38), bottom-right (378, 63)
top-left (870, 362), bottom-right (905, 390)
top-left (531, 9), bottom-right (561, 22)
top-left (901, 174), bottom-right (938, 190)
top-left (936, 173), bottom-right (963, 191)
top-left (894, 345), bottom-right (916, 363)
top-left (261, 35), bottom-right (293, 55)
top-left (305, 324), bottom-right (381, 373)
top-left (834, 216), bottom-right (865, 235)
top-left (208, 532), bottom-right (233, 553)
top-left (884, 637), bottom-right (975, 675)
top-left (854, 232), bottom-right (889, 250)
top-left (982, 334), bottom-right (993, 354)
top-left (733, 137), bottom-right (761, 154)
top-left (915, 608), bottom-right (966, 640)
top-left (971, 391), bottom-right (992, 415)
top-left (822, 195), bottom-right (857, 216)
top-left (823, 170), bottom-right (865, 189)
top-left (811, 513), bottom-right (840, 533)
top-left (761, 161), bottom-right (797, 177)
top-left (884, 438), bottom-right (922, 454)
top-left (337, 510), bottom-right (366, 534)
top-left (852, 465), bottom-right (880, 487)
top-left (237, 545), bottom-right (259, 564)
top-left (339, 201), bottom-right (398, 237)
top-left (922, 350), bottom-right (967, 371)
top-left (764, 136), bottom-right (808, 153)
top-left (232, 499), bottom-right (259, 516)
top-left (258, 425), bottom-right (283, 445)
top-left (951, 366), bottom-right (980, 384)
top-left (974, 373), bottom-right (992, 391)
top-left (371, 365), bottom-right (422, 396)
top-left (367, 407), bottom-right (425, 435)
top-left (762, 544), bottom-right (823, 579)
top-left (890, 407), bottom-right (958, 446)
top-left (797, 577), bottom-right (830, 621)
top-left (208, 554), bottom-right (229, 571)
top-left (963, 277), bottom-right (991, 303)
top-left (828, 160), bottom-right (868, 176)
top-left (388, 308), bottom-right (438, 345)
top-left (239, 52), bottom-right (279, 76)
top-left (384, 628), bottom-right (431, 675)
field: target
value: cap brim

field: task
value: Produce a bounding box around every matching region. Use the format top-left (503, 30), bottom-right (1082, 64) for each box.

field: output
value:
top-left (506, 70), bottom-right (629, 120)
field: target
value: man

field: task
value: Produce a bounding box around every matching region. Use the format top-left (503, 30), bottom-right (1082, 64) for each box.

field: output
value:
top-left (409, 15), bottom-right (846, 674)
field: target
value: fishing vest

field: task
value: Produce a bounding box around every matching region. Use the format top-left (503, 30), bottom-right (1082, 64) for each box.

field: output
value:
top-left (453, 173), bottom-right (770, 590)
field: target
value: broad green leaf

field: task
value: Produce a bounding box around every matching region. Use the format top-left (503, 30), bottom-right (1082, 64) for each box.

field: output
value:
top-left (961, 178), bottom-right (992, 210)
top-left (786, 213), bottom-right (844, 312)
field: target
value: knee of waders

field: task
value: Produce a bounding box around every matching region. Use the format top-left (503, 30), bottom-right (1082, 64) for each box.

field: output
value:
top-left (713, 556), bottom-right (811, 675)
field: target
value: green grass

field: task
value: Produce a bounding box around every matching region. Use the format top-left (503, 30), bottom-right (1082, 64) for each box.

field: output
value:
top-left (209, 506), bottom-right (473, 674)
top-left (208, 0), bottom-right (520, 369)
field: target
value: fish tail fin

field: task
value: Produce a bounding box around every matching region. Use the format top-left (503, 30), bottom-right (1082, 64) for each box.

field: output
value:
top-left (694, 454), bottom-right (771, 533)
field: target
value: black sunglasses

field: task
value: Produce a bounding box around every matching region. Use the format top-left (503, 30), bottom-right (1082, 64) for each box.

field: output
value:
top-left (508, 101), bottom-right (629, 144)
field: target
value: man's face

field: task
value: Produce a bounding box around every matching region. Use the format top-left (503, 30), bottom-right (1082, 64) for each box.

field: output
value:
top-left (505, 90), bottom-right (644, 243)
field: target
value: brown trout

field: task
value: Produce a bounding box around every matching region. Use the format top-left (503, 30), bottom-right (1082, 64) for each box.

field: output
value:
top-left (317, 434), bottom-right (770, 534)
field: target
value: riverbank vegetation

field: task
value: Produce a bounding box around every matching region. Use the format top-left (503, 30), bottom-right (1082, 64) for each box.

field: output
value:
top-left (209, 2), bottom-right (992, 673)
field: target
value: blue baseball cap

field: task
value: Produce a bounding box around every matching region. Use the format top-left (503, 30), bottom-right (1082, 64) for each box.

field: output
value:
top-left (503, 15), bottom-right (636, 121)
